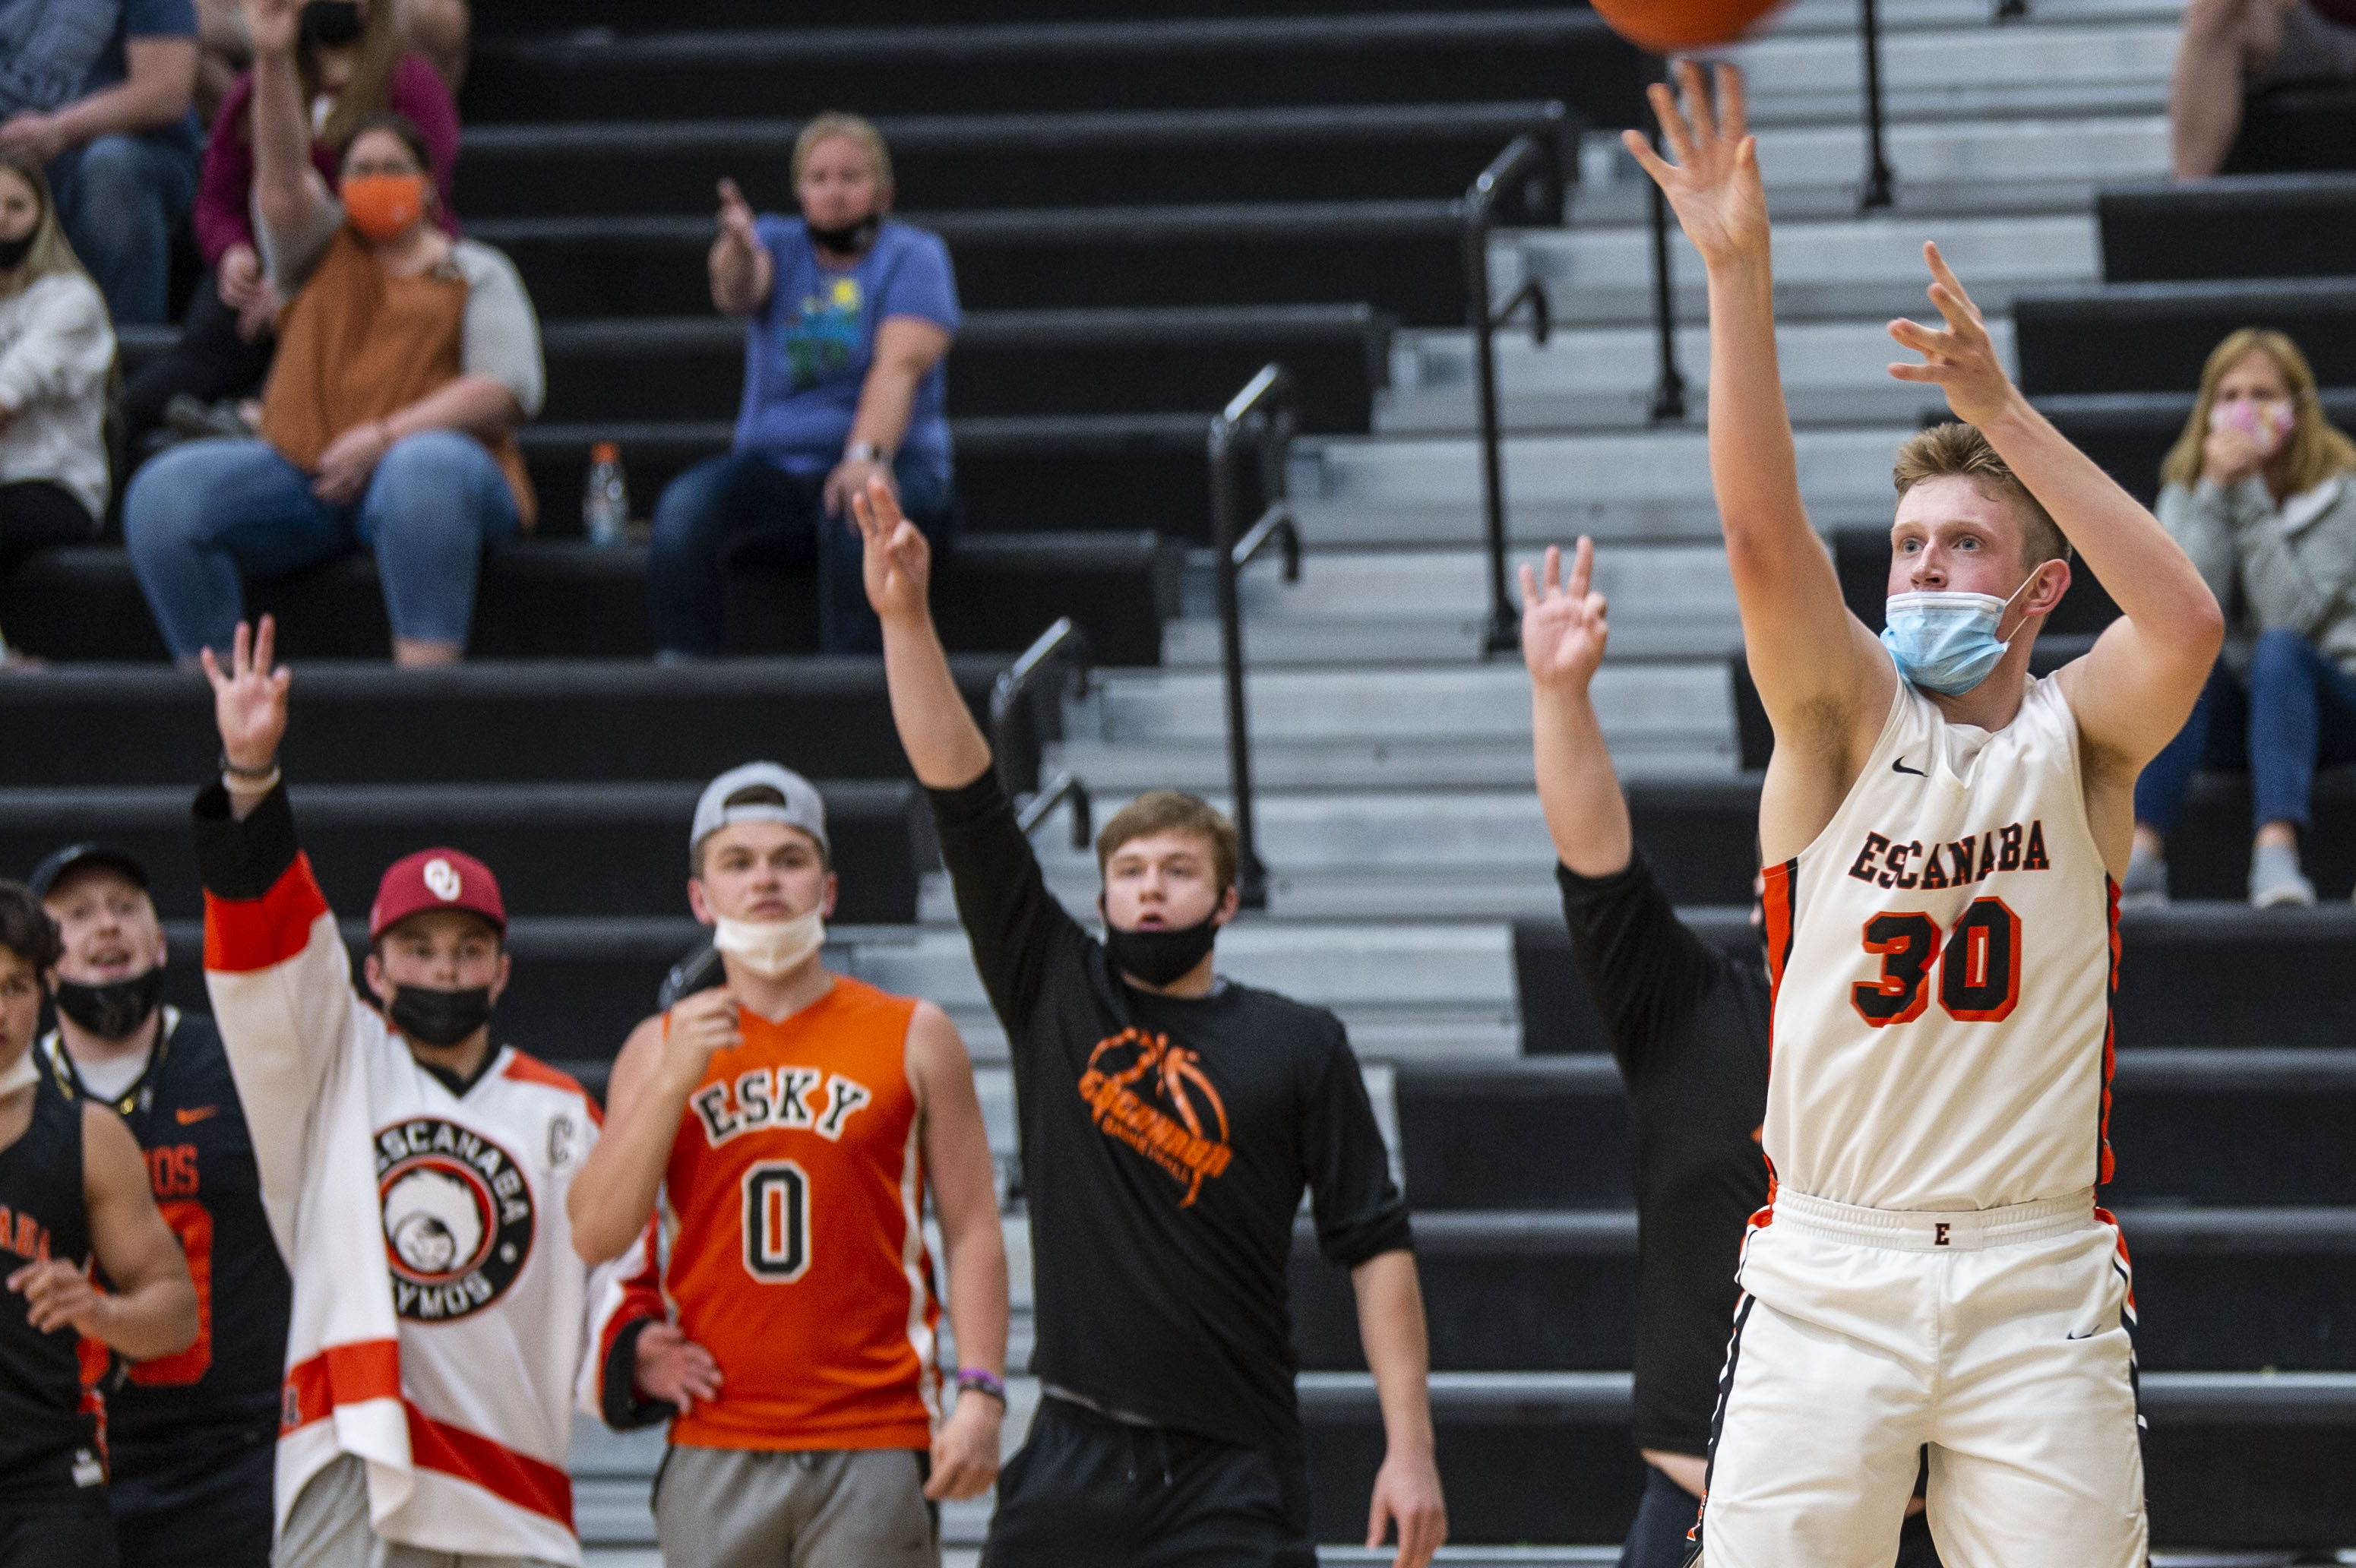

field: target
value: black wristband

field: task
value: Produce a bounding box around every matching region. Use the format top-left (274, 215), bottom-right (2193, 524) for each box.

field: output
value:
top-left (220, 751), bottom-right (279, 780)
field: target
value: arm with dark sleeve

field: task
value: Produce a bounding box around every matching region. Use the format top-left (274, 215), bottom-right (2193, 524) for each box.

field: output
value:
top-left (926, 772), bottom-right (1089, 1038)
top-left (1303, 1022), bottom-right (1412, 1269)
top-left (1557, 849), bottom-right (1727, 1083)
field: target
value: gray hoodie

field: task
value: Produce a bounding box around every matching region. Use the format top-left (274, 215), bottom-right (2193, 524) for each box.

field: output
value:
top-left (2157, 469), bottom-right (2356, 677)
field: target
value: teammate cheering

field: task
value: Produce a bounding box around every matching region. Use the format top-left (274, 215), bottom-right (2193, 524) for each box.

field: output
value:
top-left (194, 617), bottom-right (662, 1568)
top-left (1630, 64), bottom-right (2222, 1566)
top-left (0, 880), bottom-right (198, 1565)
top-left (1520, 542), bottom-right (1937, 1568)
top-left (855, 479), bottom-right (1448, 1568)
top-left (569, 760), bottom-right (1009, 1568)
top-left (31, 844), bottom-right (291, 1568)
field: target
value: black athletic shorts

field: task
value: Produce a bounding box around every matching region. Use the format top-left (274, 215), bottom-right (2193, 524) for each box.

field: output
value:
top-left (981, 1396), bottom-right (1317, 1568)
top-left (0, 1484), bottom-right (118, 1568)
top-left (110, 1423), bottom-right (276, 1568)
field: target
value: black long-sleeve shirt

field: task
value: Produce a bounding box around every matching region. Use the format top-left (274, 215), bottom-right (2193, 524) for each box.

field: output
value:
top-left (930, 772), bottom-right (1411, 1457)
top-left (1558, 849), bottom-right (1770, 1458)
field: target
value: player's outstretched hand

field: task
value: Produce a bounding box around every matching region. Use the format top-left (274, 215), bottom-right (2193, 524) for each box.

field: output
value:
top-left (657, 987), bottom-right (742, 1096)
top-left (631, 1322), bottom-right (721, 1415)
top-left (201, 617), bottom-right (291, 775)
top-left (1622, 60), bottom-right (1767, 270)
top-left (1367, 1444), bottom-right (1447, 1568)
top-left (1521, 538), bottom-right (1611, 695)
top-left (1887, 242), bottom-right (2018, 429)
top-left (925, 1389), bottom-right (1002, 1500)
top-left (8, 1257), bottom-right (106, 1338)
top-left (852, 475), bottom-right (932, 624)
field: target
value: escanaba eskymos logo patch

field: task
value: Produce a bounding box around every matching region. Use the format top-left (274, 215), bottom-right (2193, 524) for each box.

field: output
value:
top-left (375, 1118), bottom-right (535, 1322)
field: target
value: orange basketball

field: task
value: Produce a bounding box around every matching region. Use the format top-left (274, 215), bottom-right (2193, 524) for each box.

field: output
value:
top-left (1588, 0), bottom-right (1787, 53)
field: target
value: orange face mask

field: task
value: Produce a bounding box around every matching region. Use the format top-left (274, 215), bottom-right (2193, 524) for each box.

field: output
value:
top-left (342, 172), bottom-right (427, 242)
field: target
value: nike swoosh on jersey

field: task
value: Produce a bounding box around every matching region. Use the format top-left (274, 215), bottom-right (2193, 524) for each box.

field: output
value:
top-left (1892, 757), bottom-right (1927, 776)
top-left (175, 1105), bottom-right (220, 1125)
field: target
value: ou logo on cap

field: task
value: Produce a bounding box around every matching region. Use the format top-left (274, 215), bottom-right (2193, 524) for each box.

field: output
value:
top-left (423, 858), bottom-right (463, 902)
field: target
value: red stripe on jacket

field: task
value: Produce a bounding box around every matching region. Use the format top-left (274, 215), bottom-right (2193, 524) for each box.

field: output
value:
top-left (406, 1404), bottom-right (576, 1528)
top-left (283, 1339), bottom-right (404, 1432)
top-left (205, 855), bottom-right (334, 974)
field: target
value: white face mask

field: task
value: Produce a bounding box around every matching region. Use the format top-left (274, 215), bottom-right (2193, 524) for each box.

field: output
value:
top-left (712, 909), bottom-right (826, 978)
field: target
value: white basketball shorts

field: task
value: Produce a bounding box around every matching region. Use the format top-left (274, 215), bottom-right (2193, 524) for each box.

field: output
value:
top-left (1692, 1186), bottom-right (2147, 1568)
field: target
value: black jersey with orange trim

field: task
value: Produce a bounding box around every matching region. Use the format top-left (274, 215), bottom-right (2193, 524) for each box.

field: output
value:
top-left (0, 1069), bottom-right (100, 1494)
top-left (43, 1009), bottom-right (291, 1449)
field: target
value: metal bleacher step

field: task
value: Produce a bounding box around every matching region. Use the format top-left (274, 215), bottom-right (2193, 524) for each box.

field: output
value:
top-left (1375, 319), bottom-right (2019, 434)
top-left (1730, 22), bottom-right (2179, 127)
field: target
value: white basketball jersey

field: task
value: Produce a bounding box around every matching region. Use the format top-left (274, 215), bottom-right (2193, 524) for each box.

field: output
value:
top-left (1761, 673), bottom-right (2119, 1212)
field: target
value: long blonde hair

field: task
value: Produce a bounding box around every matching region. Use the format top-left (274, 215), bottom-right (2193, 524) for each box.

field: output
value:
top-left (2161, 327), bottom-right (2356, 495)
top-left (0, 152), bottom-right (91, 296)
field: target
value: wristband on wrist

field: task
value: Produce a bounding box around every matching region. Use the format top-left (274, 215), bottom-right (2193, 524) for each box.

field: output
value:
top-left (843, 441), bottom-right (890, 466)
top-left (220, 751), bottom-right (279, 780)
top-left (956, 1368), bottom-right (1006, 1405)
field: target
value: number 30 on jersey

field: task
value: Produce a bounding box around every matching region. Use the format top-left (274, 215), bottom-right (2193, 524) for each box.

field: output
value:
top-left (1852, 896), bottom-right (2021, 1026)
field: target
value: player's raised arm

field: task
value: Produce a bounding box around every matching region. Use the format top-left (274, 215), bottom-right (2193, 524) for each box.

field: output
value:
top-left (1523, 539), bottom-right (1633, 877)
top-left (1888, 243), bottom-right (2225, 779)
top-left (1626, 63), bottom-right (1893, 770)
top-left (853, 477), bottom-right (991, 790)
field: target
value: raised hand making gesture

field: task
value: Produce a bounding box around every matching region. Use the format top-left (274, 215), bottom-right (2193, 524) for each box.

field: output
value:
top-left (852, 474), bottom-right (934, 626)
top-left (1886, 242), bottom-right (2019, 430)
top-left (1623, 60), bottom-right (1767, 270)
top-left (1520, 538), bottom-right (1610, 697)
top-left (201, 617), bottom-right (292, 778)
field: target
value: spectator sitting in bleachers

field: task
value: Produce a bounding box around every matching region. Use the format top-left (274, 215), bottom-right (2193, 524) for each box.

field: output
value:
top-left (2171, 0), bottom-right (2356, 179)
top-left (122, 0), bottom-right (458, 457)
top-left (122, 0), bottom-right (539, 669)
top-left (193, 0), bottom-right (467, 119)
top-left (0, 0), bottom-right (201, 324)
top-left (0, 150), bottom-right (116, 669)
top-left (648, 113), bottom-right (960, 659)
top-left (2128, 327), bottom-right (2356, 906)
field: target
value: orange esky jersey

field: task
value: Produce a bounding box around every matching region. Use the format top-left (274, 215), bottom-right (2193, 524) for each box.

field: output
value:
top-left (660, 975), bottom-right (941, 1450)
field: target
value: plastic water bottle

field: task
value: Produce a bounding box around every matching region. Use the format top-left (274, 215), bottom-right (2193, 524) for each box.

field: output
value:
top-left (583, 442), bottom-right (628, 546)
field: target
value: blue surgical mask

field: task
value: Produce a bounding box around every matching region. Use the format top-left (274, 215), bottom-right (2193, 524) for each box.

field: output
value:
top-left (1880, 574), bottom-right (2038, 696)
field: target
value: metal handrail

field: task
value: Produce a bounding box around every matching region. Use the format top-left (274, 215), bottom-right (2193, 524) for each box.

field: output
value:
top-left (1208, 362), bottom-right (1298, 912)
top-left (1460, 131), bottom-right (1567, 658)
top-left (1858, 0), bottom-right (1897, 209)
top-left (1017, 769), bottom-right (1094, 850)
top-left (1646, 72), bottom-right (1690, 424)
top-left (990, 615), bottom-right (1093, 813)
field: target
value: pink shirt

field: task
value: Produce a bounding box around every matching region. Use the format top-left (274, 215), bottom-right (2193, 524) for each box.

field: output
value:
top-left (194, 52), bottom-right (460, 266)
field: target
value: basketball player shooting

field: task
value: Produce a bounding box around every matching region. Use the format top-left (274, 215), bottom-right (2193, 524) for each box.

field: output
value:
top-left (1628, 62), bottom-right (2223, 1567)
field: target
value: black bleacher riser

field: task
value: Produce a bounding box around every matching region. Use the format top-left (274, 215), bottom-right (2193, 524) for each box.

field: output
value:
top-left (2098, 175), bottom-right (2356, 283)
top-left (535, 317), bottom-right (1387, 434)
top-left (1295, 1386), bottom-right (2356, 1545)
top-left (489, 217), bottom-right (1475, 325)
top-left (0, 784), bottom-right (924, 924)
top-left (460, 108), bottom-right (1567, 219)
top-left (0, 540), bottom-right (1176, 666)
top-left (2013, 280), bottom-right (2356, 397)
top-left (476, 0), bottom-right (1599, 30)
top-left (463, 16), bottom-right (1643, 128)
top-left (0, 662), bottom-right (999, 787)
top-left (2039, 386), bottom-right (2356, 507)
top-left (1286, 1230), bottom-right (2356, 1373)
top-left (1392, 1063), bottom-right (2356, 1211)
top-left (1518, 909), bottom-right (2356, 1051)
top-left (2223, 84), bottom-right (2356, 180)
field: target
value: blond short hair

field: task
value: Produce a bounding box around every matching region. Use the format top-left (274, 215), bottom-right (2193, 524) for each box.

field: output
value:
top-left (792, 112), bottom-right (893, 192)
top-left (1893, 422), bottom-right (2070, 568)
top-left (1096, 792), bottom-right (1239, 893)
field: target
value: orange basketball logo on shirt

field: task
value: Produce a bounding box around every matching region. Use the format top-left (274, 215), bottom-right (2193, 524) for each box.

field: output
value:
top-left (1078, 1028), bottom-right (1232, 1206)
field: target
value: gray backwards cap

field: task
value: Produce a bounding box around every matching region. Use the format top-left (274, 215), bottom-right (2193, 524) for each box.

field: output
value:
top-left (691, 762), bottom-right (828, 858)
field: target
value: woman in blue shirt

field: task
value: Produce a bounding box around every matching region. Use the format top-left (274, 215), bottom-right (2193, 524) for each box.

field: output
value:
top-left (649, 113), bottom-right (959, 657)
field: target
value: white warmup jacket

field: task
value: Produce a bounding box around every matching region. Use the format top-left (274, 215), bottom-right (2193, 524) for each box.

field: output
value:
top-left (196, 781), bottom-right (647, 1563)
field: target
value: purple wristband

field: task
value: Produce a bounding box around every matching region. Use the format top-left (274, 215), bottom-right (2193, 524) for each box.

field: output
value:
top-left (957, 1368), bottom-right (1007, 1403)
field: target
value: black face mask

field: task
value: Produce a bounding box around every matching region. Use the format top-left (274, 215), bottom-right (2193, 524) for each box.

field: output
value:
top-left (52, 967), bottom-right (166, 1042)
top-left (1102, 910), bottom-right (1220, 988)
top-left (0, 232), bottom-right (36, 271)
top-left (388, 985), bottom-right (494, 1048)
top-left (806, 213), bottom-right (880, 255)
top-left (300, 0), bottom-right (365, 46)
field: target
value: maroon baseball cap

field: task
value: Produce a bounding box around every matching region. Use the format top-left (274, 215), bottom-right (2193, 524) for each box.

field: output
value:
top-left (369, 849), bottom-right (507, 940)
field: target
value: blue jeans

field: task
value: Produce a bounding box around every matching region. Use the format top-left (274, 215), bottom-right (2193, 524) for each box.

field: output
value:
top-left (2134, 629), bottom-right (2356, 835)
top-left (50, 132), bottom-right (199, 326)
top-left (123, 432), bottom-right (522, 660)
top-left (1618, 1465), bottom-right (1942, 1568)
top-left (647, 447), bottom-right (954, 656)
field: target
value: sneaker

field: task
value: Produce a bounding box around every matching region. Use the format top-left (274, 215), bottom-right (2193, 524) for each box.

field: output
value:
top-left (2249, 840), bottom-right (2316, 909)
top-left (2120, 842), bottom-right (2168, 907)
top-left (163, 394), bottom-right (254, 442)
